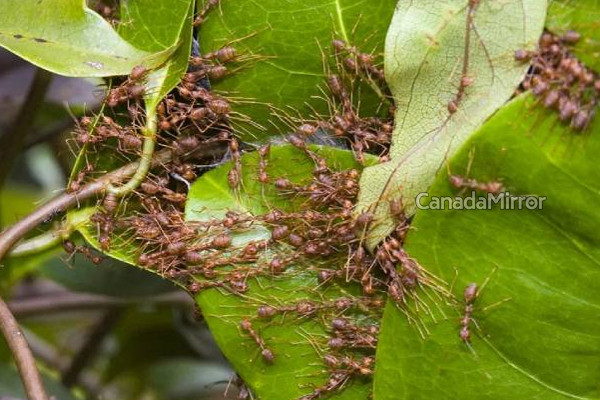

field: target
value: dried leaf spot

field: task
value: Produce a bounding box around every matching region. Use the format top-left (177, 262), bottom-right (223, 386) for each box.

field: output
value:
top-left (85, 61), bottom-right (104, 70)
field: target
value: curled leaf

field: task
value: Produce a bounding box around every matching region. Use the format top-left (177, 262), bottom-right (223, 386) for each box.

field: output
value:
top-left (357, 0), bottom-right (547, 249)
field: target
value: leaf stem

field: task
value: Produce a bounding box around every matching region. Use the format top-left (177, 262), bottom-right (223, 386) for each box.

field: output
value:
top-left (8, 227), bottom-right (69, 258)
top-left (107, 110), bottom-right (158, 196)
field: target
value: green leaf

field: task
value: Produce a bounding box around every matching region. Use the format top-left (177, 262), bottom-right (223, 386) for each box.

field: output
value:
top-left (357, 0), bottom-right (547, 249)
top-left (39, 243), bottom-right (178, 298)
top-left (546, 0), bottom-right (600, 70)
top-left (199, 0), bottom-right (396, 140)
top-left (374, 94), bottom-right (600, 399)
top-left (142, 359), bottom-right (232, 400)
top-left (70, 145), bottom-right (379, 400)
top-left (118, 0), bottom-right (194, 111)
top-left (0, 0), bottom-right (175, 77)
top-left (184, 145), bottom-right (378, 400)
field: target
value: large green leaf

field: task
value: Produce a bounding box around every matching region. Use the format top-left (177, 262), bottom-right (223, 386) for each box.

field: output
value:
top-left (546, 0), bottom-right (600, 70)
top-left (199, 0), bottom-right (396, 140)
top-left (357, 0), bottom-right (547, 249)
top-left (185, 145), bottom-right (379, 400)
top-left (0, 0), bottom-right (174, 77)
top-left (374, 94), bottom-right (600, 399)
top-left (70, 145), bottom-right (380, 400)
top-left (118, 0), bottom-right (194, 111)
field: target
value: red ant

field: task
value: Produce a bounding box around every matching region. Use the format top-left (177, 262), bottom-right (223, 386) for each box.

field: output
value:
top-left (447, 150), bottom-right (504, 195)
top-left (457, 267), bottom-right (511, 348)
top-left (240, 319), bottom-right (274, 363)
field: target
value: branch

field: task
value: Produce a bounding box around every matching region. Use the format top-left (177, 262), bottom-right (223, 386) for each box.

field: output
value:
top-left (0, 141), bottom-right (224, 262)
top-left (26, 332), bottom-right (103, 397)
top-left (0, 297), bottom-right (48, 400)
top-left (9, 291), bottom-right (193, 318)
top-left (0, 68), bottom-right (53, 189)
top-left (0, 135), bottom-right (222, 397)
top-left (0, 147), bottom-right (172, 262)
top-left (61, 309), bottom-right (122, 388)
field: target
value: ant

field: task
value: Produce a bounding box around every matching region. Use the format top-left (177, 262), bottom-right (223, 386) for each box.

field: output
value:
top-left (257, 144), bottom-right (270, 184)
top-left (447, 150), bottom-right (504, 195)
top-left (62, 240), bottom-right (103, 265)
top-left (106, 65), bottom-right (149, 108)
top-left (227, 137), bottom-right (242, 190)
top-left (240, 319), bottom-right (275, 363)
top-left (446, 0), bottom-right (485, 115)
top-left (193, 0), bottom-right (220, 27)
top-left (456, 267), bottom-right (511, 348)
top-left (459, 283), bottom-right (477, 344)
top-left (68, 162), bottom-right (94, 192)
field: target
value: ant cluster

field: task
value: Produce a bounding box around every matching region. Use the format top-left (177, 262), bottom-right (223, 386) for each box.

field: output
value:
top-left (518, 30), bottom-right (598, 131)
top-left (286, 39), bottom-right (394, 165)
top-left (70, 37), bottom-right (247, 254)
top-left (80, 130), bottom-right (436, 398)
top-left (62, 239), bottom-right (103, 265)
top-left (63, 6), bottom-right (442, 399)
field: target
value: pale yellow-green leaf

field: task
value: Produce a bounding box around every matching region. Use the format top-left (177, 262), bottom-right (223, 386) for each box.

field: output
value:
top-left (357, 0), bottom-right (547, 249)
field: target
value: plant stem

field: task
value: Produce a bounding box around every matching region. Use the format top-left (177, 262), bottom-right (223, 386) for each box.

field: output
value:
top-left (108, 110), bottom-right (158, 196)
top-left (0, 141), bottom-right (221, 397)
top-left (0, 140), bottom-right (223, 262)
top-left (9, 291), bottom-right (193, 318)
top-left (61, 310), bottom-right (122, 388)
top-left (0, 68), bottom-right (53, 191)
top-left (0, 296), bottom-right (49, 400)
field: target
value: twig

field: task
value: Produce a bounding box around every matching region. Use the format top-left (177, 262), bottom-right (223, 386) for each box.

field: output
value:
top-left (0, 141), bottom-right (224, 263)
top-left (9, 291), bottom-right (193, 318)
top-left (0, 148), bottom-right (172, 263)
top-left (61, 309), bottom-right (122, 388)
top-left (0, 297), bottom-right (48, 400)
top-left (0, 68), bottom-right (53, 190)
top-left (0, 141), bottom-right (222, 398)
top-left (26, 331), bottom-right (103, 397)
